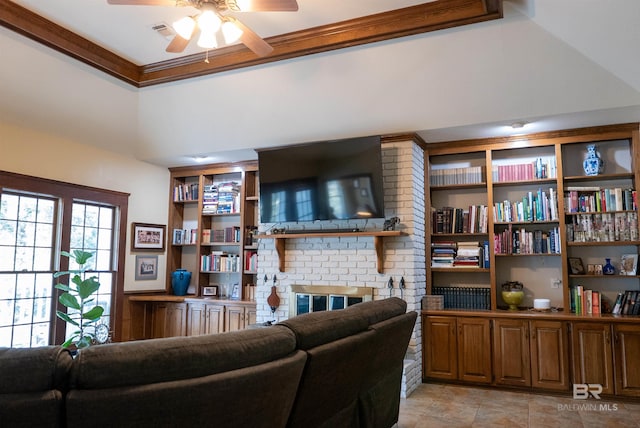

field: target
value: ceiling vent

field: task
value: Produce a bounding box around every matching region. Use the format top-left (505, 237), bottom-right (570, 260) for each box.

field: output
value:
top-left (151, 22), bottom-right (176, 41)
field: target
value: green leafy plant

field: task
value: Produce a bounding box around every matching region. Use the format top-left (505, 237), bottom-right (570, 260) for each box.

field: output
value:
top-left (54, 250), bottom-right (104, 349)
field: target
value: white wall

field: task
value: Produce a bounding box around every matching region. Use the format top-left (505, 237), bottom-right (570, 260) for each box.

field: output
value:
top-left (0, 121), bottom-right (170, 292)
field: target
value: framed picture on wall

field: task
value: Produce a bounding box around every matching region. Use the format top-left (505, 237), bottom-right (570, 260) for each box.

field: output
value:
top-left (131, 223), bottom-right (166, 252)
top-left (135, 255), bottom-right (158, 281)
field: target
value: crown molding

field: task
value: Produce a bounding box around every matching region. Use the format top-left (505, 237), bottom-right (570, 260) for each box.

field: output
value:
top-left (1, 0), bottom-right (502, 87)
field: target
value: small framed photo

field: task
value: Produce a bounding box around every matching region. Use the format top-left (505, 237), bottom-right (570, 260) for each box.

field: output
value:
top-left (620, 254), bottom-right (638, 276)
top-left (135, 255), bottom-right (158, 281)
top-left (594, 264), bottom-right (603, 275)
top-left (587, 264), bottom-right (596, 275)
top-left (132, 223), bottom-right (166, 252)
top-left (568, 257), bottom-right (585, 275)
top-left (202, 286), bottom-right (218, 296)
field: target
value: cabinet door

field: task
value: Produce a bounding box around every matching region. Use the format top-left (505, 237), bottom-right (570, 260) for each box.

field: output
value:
top-left (152, 303), bottom-right (187, 338)
top-left (614, 324), bottom-right (640, 397)
top-left (571, 322), bottom-right (614, 395)
top-left (245, 306), bottom-right (257, 327)
top-left (457, 317), bottom-right (492, 383)
top-left (529, 320), bottom-right (569, 391)
top-left (205, 304), bottom-right (224, 334)
top-left (225, 305), bottom-right (246, 332)
top-left (187, 302), bottom-right (206, 336)
top-left (493, 319), bottom-right (530, 387)
top-left (423, 316), bottom-right (458, 380)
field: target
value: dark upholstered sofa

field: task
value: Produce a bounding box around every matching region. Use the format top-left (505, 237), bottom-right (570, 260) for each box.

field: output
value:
top-left (0, 297), bottom-right (416, 428)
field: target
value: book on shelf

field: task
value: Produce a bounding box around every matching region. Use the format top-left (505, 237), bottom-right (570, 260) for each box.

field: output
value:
top-left (492, 188), bottom-right (558, 223)
top-left (431, 286), bottom-right (491, 310)
top-left (492, 157), bottom-right (557, 182)
top-left (172, 228), bottom-right (197, 245)
top-left (173, 183), bottom-right (199, 202)
top-left (494, 225), bottom-right (560, 255)
top-left (431, 205), bottom-right (488, 234)
top-left (566, 212), bottom-right (638, 243)
top-left (570, 285), bottom-right (601, 315)
top-left (430, 165), bottom-right (484, 186)
top-left (564, 187), bottom-right (636, 213)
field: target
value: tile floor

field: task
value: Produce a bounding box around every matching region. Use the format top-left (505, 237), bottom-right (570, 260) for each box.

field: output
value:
top-left (398, 383), bottom-right (640, 428)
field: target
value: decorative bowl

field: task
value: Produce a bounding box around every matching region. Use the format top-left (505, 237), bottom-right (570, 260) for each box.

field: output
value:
top-left (501, 290), bottom-right (524, 311)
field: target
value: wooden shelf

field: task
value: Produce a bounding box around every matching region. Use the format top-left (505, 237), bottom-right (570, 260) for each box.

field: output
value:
top-left (255, 230), bottom-right (405, 273)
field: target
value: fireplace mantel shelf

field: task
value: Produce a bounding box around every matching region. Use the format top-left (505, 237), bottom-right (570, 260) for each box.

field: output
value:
top-left (255, 230), bottom-right (406, 273)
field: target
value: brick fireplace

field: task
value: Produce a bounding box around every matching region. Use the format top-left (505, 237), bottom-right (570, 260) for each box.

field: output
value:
top-left (255, 137), bottom-right (426, 396)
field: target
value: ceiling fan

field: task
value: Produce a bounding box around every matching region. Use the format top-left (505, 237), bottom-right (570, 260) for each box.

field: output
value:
top-left (107, 0), bottom-right (299, 57)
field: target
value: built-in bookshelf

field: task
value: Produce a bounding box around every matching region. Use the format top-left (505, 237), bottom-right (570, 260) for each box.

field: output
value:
top-left (166, 162), bottom-right (258, 300)
top-left (426, 123), bottom-right (640, 315)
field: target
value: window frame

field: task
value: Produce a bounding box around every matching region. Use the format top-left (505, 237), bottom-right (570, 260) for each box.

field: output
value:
top-left (0, 170), bottom-right (129, 344)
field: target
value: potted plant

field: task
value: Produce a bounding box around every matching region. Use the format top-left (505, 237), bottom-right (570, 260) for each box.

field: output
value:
top-left (54, 250), bottom-right (104, 349)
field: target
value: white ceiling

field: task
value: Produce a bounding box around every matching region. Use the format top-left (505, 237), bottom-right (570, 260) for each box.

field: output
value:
top-left (2, 0), bottom-right (640, 167)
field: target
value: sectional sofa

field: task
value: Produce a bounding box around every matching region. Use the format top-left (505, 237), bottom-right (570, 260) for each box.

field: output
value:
top-left (0, 297), bottom-right (416, 428)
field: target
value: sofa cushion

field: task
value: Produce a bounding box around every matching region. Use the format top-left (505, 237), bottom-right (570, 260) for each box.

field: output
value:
top-left (66, 350), bottom-right (307, 428)
top-left (349, 296), bottom-right (407, 325)
top-left (0, 346), bottom-right (72, 428)
top-left (71, 325), bottom-right (296, 389)
top-left (280, 307), bottom-right (368, 350)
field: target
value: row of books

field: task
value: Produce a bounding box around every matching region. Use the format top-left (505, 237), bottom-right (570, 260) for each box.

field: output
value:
top-left (173, 183), bottom-right (199, 202)
top-left (566, 212), bottom-right (638, 243)
top-left (492, 157), bottom-right (557, 182)
top-left (570, 286), bottom-right (602, 315)
top-left (431, 286), bottom-right (491, 310)
top-left (494, 226), bottom-right (561, 254)
top-left (202, 227), bottom-right (241, 244)
top-left (430, 166), bottom-right (484, 186)
top-left (244, 250), bottom-right (258, 272)
top-left (431, 241), bottom-right (490, 268)
top-left (200, 252), bottom-right (240, 272)
top-left (172, 228), bottom-right (197, 245)
top-left (612, 290), bottom-right (640, 315)
top-left (493, 188), bottom-right (559, 223)
top-left (564, 187), bottom-right (636, 213)
top-left (202, 182), bottom-right (241, 214)
top-left (431, 205), bottom-right (488, 234)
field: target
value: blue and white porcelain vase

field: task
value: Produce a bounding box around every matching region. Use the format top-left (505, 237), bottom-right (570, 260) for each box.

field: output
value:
top-left (583, 144), bottom-right (604, 176)
top-left (171, 269), bottom-right (191, 296)
top-left (603, 258), bottom-right (615, 275)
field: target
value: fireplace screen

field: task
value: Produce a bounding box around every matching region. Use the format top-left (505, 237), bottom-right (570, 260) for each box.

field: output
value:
top-left (290, 285), bottom-right (374, 316)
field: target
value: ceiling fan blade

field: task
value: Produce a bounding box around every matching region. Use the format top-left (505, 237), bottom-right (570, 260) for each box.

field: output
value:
top-left (107, 0), bottom-right (177, 5)
top-left (232, 18), bottom-right (274, 57)
top-left (232, 0), bottom-right (298, 12)
top-left (166, 34), bottom-right (191, 53)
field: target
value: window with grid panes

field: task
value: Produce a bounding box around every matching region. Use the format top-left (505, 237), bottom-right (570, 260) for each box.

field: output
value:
top-left (0, 171), bottom-right (128, 347)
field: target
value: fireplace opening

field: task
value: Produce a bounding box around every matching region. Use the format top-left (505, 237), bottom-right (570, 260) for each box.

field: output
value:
top-left (289, 285), bottom-right (374, 316)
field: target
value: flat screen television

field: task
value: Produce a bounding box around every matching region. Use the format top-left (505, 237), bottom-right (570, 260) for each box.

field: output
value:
top-left (258, 136), bottom-right (385, 223)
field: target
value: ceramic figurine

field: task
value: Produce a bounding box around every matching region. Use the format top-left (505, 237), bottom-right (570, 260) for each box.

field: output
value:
top-left (583, 144), bottom-right (604, 176)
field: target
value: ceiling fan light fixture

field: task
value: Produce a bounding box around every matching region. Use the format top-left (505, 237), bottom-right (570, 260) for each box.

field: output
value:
top-left (197, 29), bottom-right (218, 49)
top-left (222, 19), bottom-right (243, 43)
top-left (198, 10), bottom-right (221, 33)
top-left (173, 16), bottom-right (196, 40)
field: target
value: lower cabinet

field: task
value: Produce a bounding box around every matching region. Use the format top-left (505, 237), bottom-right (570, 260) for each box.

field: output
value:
top-left (152, 302), bottom-right (188, 338)
top-left (423, 316), bottom-right (491, 384)
top-left (571, 322), bottom-right (614, 395)
top-left (225, 304), bottom-right (257, 332)
top-left (613, 324), bottom-right (640, 397)
top-left (187, 302), bottom-right (224, 336)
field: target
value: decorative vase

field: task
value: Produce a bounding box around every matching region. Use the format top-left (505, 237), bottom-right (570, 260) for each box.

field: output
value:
top-left (501, 281), bottom-right (524, 311)
top-left (582, 144), bottom-right (604, 176)
top-left (171, 269), bottom-right (191, 296)
top-left (603, 258), bottom-right (615, 275)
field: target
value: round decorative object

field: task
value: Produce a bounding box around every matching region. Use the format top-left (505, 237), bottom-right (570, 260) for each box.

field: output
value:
top-left (171, 269), bottom-right (192, 296)
top-left (501, 290), bottom-right (524, 311)
top-left (582, 144), bottom-right (604, 176)
top-left (603, 258), bottom-right (615, 275)
top-left (95, 323), bottom-right (110, 344)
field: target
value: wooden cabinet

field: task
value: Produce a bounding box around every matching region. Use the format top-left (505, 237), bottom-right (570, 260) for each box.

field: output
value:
top-left (613, 323), bottom-right (640, 397)
top-left (529, 320), bottom-right (570, 391)
top-left (151, 302), bottom-right (187, 338)
top-left (187, 302), bottom-right (224, 336)
top-left (424, 316), bottom-right (457, 380)
top-left (423, 316), bottom-right (491, 383)
top-left (492, 319), bottom-right (569, 391)
top-left (571, 322), bottom-right (614, 395)
top-left (225, 303), bottom-right (256, 332)
top-left (493, 318), bottom-right (530, 387)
